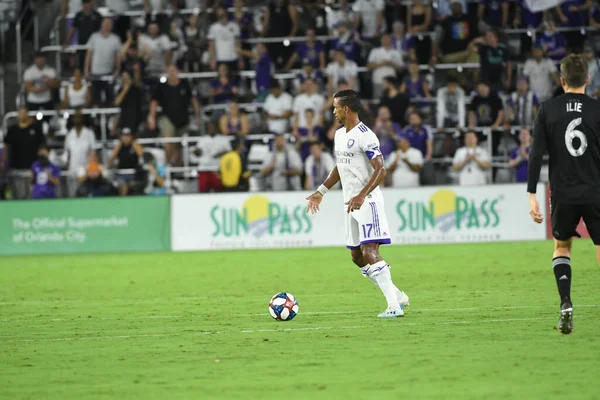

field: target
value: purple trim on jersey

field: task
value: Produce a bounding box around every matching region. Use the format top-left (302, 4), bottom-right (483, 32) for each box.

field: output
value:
top-left (370, 263), bottom-right (389, 274)
top-left (346, 245), bottom-right (361, 250)
top-left (359, 238), bottom-right (392, 245)
top-left (369, 202), bottom-right (381, 237)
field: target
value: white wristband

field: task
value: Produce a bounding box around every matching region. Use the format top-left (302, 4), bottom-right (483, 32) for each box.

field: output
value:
top-left (317, 184), bottom-right (329, 196)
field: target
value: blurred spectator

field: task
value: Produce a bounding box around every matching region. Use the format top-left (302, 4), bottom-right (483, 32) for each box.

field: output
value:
top-left (584, 45), bottom-right (600, 98)
top-left (65, 110), bottom-right (96, 197)
top-left (506, 77), bottom-right (539, 128)
top-left (284, 28), bottom-right (326, 72)
top-left (63, 0), bottom-right (102, 68)
top-left (264, 80), bottom-right (294, 135)
top-left (261, 0), bottom-right (298, 68)
top-left (60, 68), bottom-right (91, 110)
top-left (106, 0), bottom-right (131, 41)
top-left (76, 154), bottom-right (117, 197)
top-left (293, 78), bottom-right (326, 136)
top-left (327, 0), bottom-right (354, 34)
top-left (591, 1), bottom-right (600, 26)
top-left (144, 152), bottom-right (167, 196)
top-left (432, 1), bottom-right (478, 67)
top-left (232, 0), bottom-right (254, 42)
top-left (182, 14), bottom-right (204, 73)
top-left (76, 150), bottom-right (107, 185)
top-left (508, 128), bottom-right (531, 183)
top-left (24, 52), bottom-right (58, 111)
top-left (31, 144), bottom-right (60, 200)
top-left (261, 134), bottom-right (302, 191)
top-left (296, 109), bottom-right (324, 161)
top-left (219, 101), bottom-right (250, 136)
top-left (139, 22), bottom-right (172, 80)
top-left (373, 106), bottom-right (401, 158)
top-left (452, 130), bottom-right (491, 186)
top-left (330, 20), bottom-right (362, 63)
top-left (477, 0), bottom-right (509, 31)
top-left (401, 60), bottom-right (432, 110)
top-left (385, 133), bottom-right (423, 188)
top-left (471, 30), bottom-right (512, 91)
top-left (469, 81), bottom-right (504, 133)
top-left (149, 65), bottom-right (201, 166)
top-left (114, 70), bottom-right (143, 135)
top-left (304, 141), bottom-right (335, 190)
top-left (556, 0), bottom-right (591, 51)
top-left (208, 7), bottom-right (242, 71)
top-left (536, 21), bottom-right (567, 64)
top-left (400, 111), bottom-right (433, 161)
top-left (514, 0), bottom-right (544, 29)
top-left (195, 130), bottom-right (231, 193)
top-left (391, 21), bottom-right (416, 63)
top-left (61, 0), bottom-right (82, 18)
top-left (367, 33), bottom-right (404, 99)
top-left (380, 76), bottom-right (410, 126)
top-left (407, 0), bottom-right (432, 64)
top-left (523, 44), bottom-right (560, 101)
top-left (209, 63), bottom-right (239, 104)
top-left (436, 75), bottom-right (466, 130)
top-left (353, 0), bottom-right (385, 42)
top-left (119, 32), bottom-right (147, 82)
top-left (167, 20), bottom-right (186, 67)
top-left (106, 128), bottom-right (144, 196)
top-left (295, 60), bottom-right (326, 93)
top-left (85, 18), bottom-right (122, 106)
top-left (435, 0), bottom-right (467, 21)
top-left (237, 43), bottom-right (274, 100)
top-left (326, 49), bottom-right (359, 95)
top-left (1, 107), bottom-right (45, 199)
top-left (220, 137), bottom-right (250, 192)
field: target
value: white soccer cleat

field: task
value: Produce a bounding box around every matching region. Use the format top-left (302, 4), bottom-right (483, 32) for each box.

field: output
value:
top-left (377, 305), bottom-right (404, 318)
top-left (396, 289), bottom-right (410, 308)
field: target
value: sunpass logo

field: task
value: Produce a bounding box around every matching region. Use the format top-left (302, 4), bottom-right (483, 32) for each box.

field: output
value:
top-left (210, 195), bottom-right (312, 238)
top-left (396, 189), bottom-right (502, 232)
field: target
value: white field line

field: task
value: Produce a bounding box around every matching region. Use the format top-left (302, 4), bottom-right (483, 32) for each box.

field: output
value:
top-left (2, 304), bottom-right (599, 323)
top-left (2, 316), bottom-right (582, 343)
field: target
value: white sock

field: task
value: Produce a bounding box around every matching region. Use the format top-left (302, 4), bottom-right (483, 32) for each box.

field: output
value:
top-left (369, 261), bottom-right (400, 310)
top-left (360, 264), bottom-right (379, 286)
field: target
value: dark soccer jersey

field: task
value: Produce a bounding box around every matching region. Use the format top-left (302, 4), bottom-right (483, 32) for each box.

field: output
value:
top-left (528, 93), bottom-right (600, 204)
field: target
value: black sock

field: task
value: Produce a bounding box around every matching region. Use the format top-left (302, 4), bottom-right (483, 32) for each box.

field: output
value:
top-left (553, 257), bottom-right (572, 305)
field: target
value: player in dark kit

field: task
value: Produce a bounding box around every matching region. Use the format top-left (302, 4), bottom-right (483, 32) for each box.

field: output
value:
top-left (527, 54), bottom-right (600, 335)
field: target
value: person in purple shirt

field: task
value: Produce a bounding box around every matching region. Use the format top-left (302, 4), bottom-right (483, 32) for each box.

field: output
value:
top-left (514, 0), bottom-right (544, 28)
top-left (330, 20), bottom-right (361, 62)
top-left (373, 106), bottom-right (401, 158)
top-left (296, 60), bottom-right (326, 91)
top-left (508, 128), bottom-right (531, 183)
top-left (209, 63), bottom-right (239, 104)
top-left (478, 0), bottom-right (509, 29)
top-left (296, 109), bottom-right (324, 161)
top-left (400, 111), bottom-right (433, 160)
top-left (238, 43), bottom-right (273, 101)
top-left (556, 0), bottom-right (591, 50)
top-left (536, 21), bottom-right (567, 63)
top-left (31, 144), bottom-right (61, 199)
top-left (284, 28), bottom-right (325, 71)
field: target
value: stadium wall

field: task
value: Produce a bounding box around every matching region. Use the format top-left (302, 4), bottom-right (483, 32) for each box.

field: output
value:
top-left (0, 197), bottom-right (171, 255)
top-left (171, 184), bottom-right (548, 251)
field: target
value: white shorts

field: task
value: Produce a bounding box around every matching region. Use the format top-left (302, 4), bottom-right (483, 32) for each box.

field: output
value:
top-left (345, 200), bottom-right (391, 249)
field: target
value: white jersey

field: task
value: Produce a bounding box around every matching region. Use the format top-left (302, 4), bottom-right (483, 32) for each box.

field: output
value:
top-left (334, 121), bottom-right (384, 203)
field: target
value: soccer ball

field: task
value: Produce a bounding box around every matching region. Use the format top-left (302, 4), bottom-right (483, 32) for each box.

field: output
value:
top-left (269, 292), bottom-right (299, 321)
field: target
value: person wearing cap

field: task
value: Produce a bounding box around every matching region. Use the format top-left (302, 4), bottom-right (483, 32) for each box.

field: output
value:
top-left (452, 130), bottom-right (491, 186)
top-left (76, 151), bottom-right (116, 198)
top-left (30, 144), bottom-right (61, 200)
top-left (263, 80), bottom-right (294, 135)
top-left (261, 133), bottom-right (303, 191)
top-left (106, 128), bottom-right (144, 196)
top-left (522, 43), bottom-right (560, 102)
top-left (64, 110), bottom-right (96, 197)
top-left (386, 133), bottom-right (423, 188)
top-left (23, 52), bottom-right (58, 111)
top-left (506, 76), bottom-right (539, 128)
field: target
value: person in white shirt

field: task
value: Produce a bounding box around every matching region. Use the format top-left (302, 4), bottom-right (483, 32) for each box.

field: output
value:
top-left (304, 141), bottom-right (336, 190)
top-left (85, 18), bottom-right (122, 106)
top-left (207, 6), bottom-right (242, 71)
top-left (386, 133), bottom-right (423, 188)
top-left (292, 78), bottom-right (326, 132)
top-left (64, 111), bottom-right (96, 196)
top-left (353, 0), bottom-right (385, 41)
top-left (522, 44), bottom-right (560, 102)
top-left (367, 33), bottom-right (404, 99)
top-left (191, 130), bottom-right (231, 193)
top-left (452, 130), bottom-right (491, 186)
top-left (261, 133), bottom-right (303, 191)
top-left (305, 89), bottom-right (409, 318)
top-left (263, 80), bottom-right (294, 134)
top-left (326, 49), bottom-right (359, 95)
top-left (436, 75), bottom-right (466, 130)
top-left (23, 52), bottom-right (58, 110)
top-left (139, 22), bottom-right (172, 79)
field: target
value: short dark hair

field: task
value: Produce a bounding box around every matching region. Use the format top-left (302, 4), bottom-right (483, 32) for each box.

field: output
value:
top-left (561, 54), bottom-right (589, 88)
top-left (333, 90), bottom-right (361, 112)
top-left (38, 143), bottom-right (49, 152)
top-left (383, 76), bottom-right (398, 87)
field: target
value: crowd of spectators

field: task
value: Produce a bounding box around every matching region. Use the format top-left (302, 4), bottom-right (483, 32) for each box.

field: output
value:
top-left (2, 0), bottom-right (600, 199)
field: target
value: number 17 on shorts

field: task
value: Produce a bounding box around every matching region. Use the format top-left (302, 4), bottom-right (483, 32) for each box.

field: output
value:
top-left (345, 201), bottom-right (392, 249)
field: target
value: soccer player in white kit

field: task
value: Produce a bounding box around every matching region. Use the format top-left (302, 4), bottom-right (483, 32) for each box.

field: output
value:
top-left (306, 90), bottom-right (410, 318)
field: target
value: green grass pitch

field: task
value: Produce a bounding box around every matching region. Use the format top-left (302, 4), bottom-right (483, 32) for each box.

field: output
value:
top-left (1, 241), bottom-right (599, 400)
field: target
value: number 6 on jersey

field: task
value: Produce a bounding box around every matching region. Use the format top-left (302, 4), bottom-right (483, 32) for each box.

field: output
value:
top-left (565, 117), bottom-right (587, 157)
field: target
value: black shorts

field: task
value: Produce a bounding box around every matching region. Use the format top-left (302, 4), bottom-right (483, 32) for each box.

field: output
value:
top-left (550, 200), bottom-right (600, 245)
